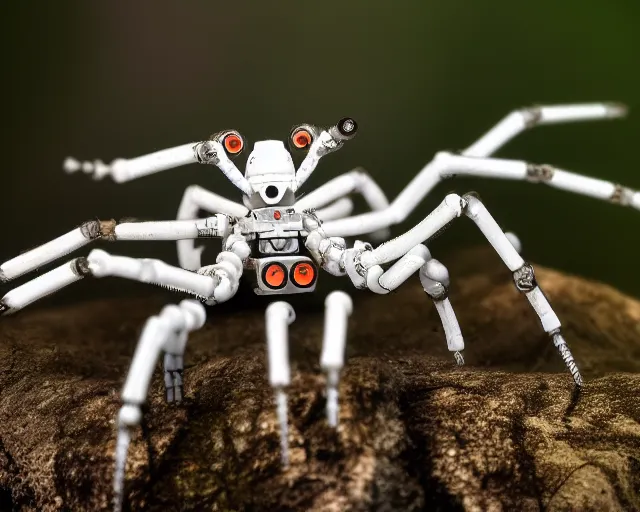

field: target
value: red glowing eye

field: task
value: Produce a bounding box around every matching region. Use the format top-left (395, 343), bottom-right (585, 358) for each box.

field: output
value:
top-left (224, 133), bottom-right (243, 154)
top-left (273, 210), bottom-right (281, 220)
top-left (292, 129), bottom-right (312, 149)
top-left (291, 262), bottom-right (316, 287)
top-left (263, 263), bottom-right (287, 289)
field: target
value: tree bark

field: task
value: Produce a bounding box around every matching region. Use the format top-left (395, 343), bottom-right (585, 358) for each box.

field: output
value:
top-left (0, 247), bottom-right (638, 511)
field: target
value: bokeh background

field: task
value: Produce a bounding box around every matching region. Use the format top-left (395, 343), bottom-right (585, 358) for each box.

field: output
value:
top-left (2, 1), bottom-right (639, 305)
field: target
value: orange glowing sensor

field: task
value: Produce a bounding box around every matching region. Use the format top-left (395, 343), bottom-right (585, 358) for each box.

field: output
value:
top-left (263, 263), bottom-right (287, 289)
top-left (291, 262), bottom-right (316, 287)
top-left (224, 133), bottom-right (243, 154)
top-left (292, 129), bottom-right (312, 149)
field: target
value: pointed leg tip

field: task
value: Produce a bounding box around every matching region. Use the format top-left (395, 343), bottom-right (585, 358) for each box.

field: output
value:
top-left (454, 351), bottom-right (465, 366)
top-left (605, 102), bottom-right (629, 118)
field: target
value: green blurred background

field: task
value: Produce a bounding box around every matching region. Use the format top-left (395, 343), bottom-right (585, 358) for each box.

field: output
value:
top-left (2, 1), bottom-right (639, 303)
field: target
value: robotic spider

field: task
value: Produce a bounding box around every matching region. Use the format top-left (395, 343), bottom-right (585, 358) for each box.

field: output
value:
top-left (0, 104), bottom-right (637, 510)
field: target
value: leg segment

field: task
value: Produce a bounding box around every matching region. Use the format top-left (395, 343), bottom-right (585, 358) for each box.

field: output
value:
top-left (63, 142), bottom-right (199, 182)
top-left (0, 216), bottom-right (230, 282)
top-left (176, 185), bottom-right (249, 270)
top-left (265, 302), bottom-right (296, 467)
top-left (319, 102), bottom-right (630, 238)
top-left (463, 103), bottom-right (626, 157)
top-left (320, 291), bottom-right (353, 427)
top-left (314, 198), bottom-right (355, 221)
top-left (294, 168), bottom-right (391, 240)
top-left (348, 193), bottom-right (581, 385)
top-left (303, 215), bottom-right (466, 364)
top-left (0, 247), bottom-right (243, 315)
top-left (418, 255), bottom-right (465, 365)
top-left (114, 300), bottom-right (206, 512)
top-left (361, 244), bottom-right (465, 363)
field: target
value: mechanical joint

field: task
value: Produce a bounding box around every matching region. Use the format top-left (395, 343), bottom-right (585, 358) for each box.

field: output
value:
top-left (526, 164), bottom-right (554, 183)
top-left (513, 263), bottom-right (537, 292)
top-left (610, 184), bottom-right (634, 206)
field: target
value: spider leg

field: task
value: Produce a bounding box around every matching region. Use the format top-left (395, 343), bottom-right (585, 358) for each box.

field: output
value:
top-left (294, 168), bottom-right (391, 241)
top-left (314, 197), bottom-right (355, 222)
top-left (64, 132), bottom-right (253, 195)
top-left (362, 194), bottom-right (582, 385)
top-left (305, 194), bottom-right (582, 386)
top-left (293, 118), bottom-right (359, 191)
top-left (432, 151), bottom-right (640, 210)
top-left (463, 103), bottom-right (627, 157)
top-left (304, 218), bottom-right (465, 365)
top-left (320, 291), bottom-right (353, 427)
top-left (63, 142), bottom-right (200, 182)
top-left (319, 102), bottom-right (629, 238)
top-left (0, 216), bottom-right (230, 283)
top-left (114, 299), bottom-right (206, 512)
top-left (0, 246), bottom-right (244, 315)
top-left (175, 185), bottom-right (249, 270)
top-left (265, 301), bottom-right (296, 468)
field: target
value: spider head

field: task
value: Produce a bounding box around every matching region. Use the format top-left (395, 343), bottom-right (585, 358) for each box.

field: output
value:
top-left (244, 140), bottom-right (297, 207)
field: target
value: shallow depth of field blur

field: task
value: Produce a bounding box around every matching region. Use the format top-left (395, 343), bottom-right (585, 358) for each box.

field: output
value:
top-left (2, 1), bottom-right (639, 301)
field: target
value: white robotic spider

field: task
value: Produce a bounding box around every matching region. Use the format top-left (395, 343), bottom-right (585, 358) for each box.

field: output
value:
top-left (0, 104), bottom-right (638, 510)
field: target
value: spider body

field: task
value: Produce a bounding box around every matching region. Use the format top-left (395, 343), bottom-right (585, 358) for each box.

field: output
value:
top-left (240, 206), bottom-right (320, 295)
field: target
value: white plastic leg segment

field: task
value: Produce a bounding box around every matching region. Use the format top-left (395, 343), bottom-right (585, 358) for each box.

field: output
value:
top-left (462, 195), bottom-right (525, 271)
top-left (64, 142), bottom-right (199, 183)
top-left (0, 259), bottom-right (86, 314)
top-left (0, 249), bottom-right (231, 316)
top-left (523, 287), bottom-right (561, 333)
top-left (265, 302), bottom-right (296, 467)
top-left (114, 300), bottom-right (205, 512)
top-left (320, 102), bottom-right (629, 238)
top-left (320, 292), bottom-right (353, 428)
top-left (177, 185), bottom-right (250, 220)
top-left (314, 198), bottom-right (354, 221)
top-left (113, 422), bottom-right (133, 512)
top-left (294, 131), bottom-right (338, 191)
top-left (462, 195), bottom-right (582, 385)
top-left (1, 217), bottom-right (230, 282)
top-left (418, 258), bottom-right (464, 363)
top-left (0, 225), bottom-right (92, 282)
top-left (113, 216), bottom-right (228, 241)
top-left (463, 103), bottom-right (627, 158)
top-left (376, 245), bottom-right (431, 292)
top-left (433, 300), bottom-right (464, 361)
top-left (121, 316), bottom-right (171, 405)
top-left (294, 169), bottom-right (391, 240)
top-left (86, 249), bottom-right (216, 297)
top-left (176, 185), bottom-right (249, 269)
top-left (295, 169), bottom-right (387, 211)
top-left (359, 194), bottom-right (464, 268)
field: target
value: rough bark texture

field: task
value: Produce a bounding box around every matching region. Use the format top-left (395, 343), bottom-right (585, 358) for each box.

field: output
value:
top-left (0, 247), bottom-right (638, 511)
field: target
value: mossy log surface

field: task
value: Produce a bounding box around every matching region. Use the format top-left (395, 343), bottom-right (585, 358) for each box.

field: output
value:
top-left (0, 248), bottom-right (638, 511)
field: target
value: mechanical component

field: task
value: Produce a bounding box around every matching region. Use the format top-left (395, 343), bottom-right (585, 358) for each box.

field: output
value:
top-left (513, 263), bottom-right (537, 292)
top-left (253, 256), bottom-right (318, 295)
top-left (289, 123), bottom-right (319, 151)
